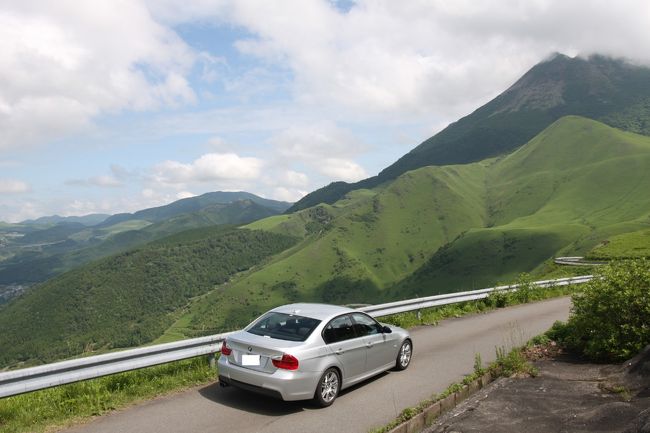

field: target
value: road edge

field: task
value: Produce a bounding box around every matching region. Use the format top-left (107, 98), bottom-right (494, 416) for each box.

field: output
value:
top-left (383, 371), bottom-right (496, 433)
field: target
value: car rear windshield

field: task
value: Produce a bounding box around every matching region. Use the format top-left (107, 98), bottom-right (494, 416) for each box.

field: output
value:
top-left (246, 312), bottom-right (321, 342)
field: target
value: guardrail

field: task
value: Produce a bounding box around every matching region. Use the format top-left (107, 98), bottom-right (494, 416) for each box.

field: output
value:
top-left (554, 256), bottom-right (606, 267)
top-left (357, 275), bottom-right (593, 317)
top-left (0, 275), bottom-right (592, 399)
top-left (0, 332), bottom-right (236, 398)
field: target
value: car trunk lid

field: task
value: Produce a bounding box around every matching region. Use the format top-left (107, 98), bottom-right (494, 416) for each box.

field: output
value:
top-left (225, 332), bottom-right (303, 373)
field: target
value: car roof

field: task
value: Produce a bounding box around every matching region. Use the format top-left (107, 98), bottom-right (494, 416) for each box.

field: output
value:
top-left (270, 303), bottom-right (356, 321)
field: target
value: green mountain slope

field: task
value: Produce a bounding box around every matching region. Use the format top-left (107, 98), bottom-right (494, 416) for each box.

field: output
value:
top-left (0, 196), bottom-right (288, 287)
top-left (289, 54), bottom-right (650, 212)
top-left (99, 191), bottom-right (290, 227)
top-left (586, 228), bottom-right (650, 260)
top-left (179, 116), bottom-right (650, 333)
top-left (0, 227), bottom-right (298, 366)
top-left (140, 200), bottom-right (279, 236)
top-left (392, 116), bottom-right (650, 294)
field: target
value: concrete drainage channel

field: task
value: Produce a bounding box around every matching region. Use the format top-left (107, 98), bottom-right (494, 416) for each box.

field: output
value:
top-left (387, 372), bottom-right (495, 433)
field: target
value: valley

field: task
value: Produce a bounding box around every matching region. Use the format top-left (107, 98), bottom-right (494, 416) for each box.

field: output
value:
top-left (0, 192), bottom-right (291, 292)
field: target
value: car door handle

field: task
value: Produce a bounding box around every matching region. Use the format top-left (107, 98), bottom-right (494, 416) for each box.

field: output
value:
top-left (366, 342), bottom-right (373, 348)
top-left (335, 348), bottom-right (344, 355)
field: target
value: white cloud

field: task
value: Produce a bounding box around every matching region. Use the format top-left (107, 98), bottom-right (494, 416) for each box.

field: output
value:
top-left (139, 188), bottom-right (197, 208)
top-left (223, 67), bottom-right (289, 101)
top-left (0, 0), bottom-right (197, 150)
top-left (270, 123), bottom-right (369, 182)
top-left (145, 0), bottom-right (230, 24)
top-left (91, 176), bottom-right (122, 187)
top-left (0, 179), bottom-right (30, 194)
top-left (55, 191), bottom-right (189, 219)
top-left (65, 199), bottom-right (112, 216)
top-left (272, 186), bottom-right (307, 203)
top-left (65, 164), bottom-right (133, 188)
top-left (280, 170), bottom-right (310, 189)
top-left (4, 0), bottom-right (650, 153)
top-left (176, 191), bottom-right (196, 200)
top-left (66, 175), bottom-right (122, 188)
top-left (151, 152), bottom-right (264, 186)
top-left (204, 0), bottom-right (650, 121)
top-left (273, 123), bottom-right (366, 160)
top-left (320, 158), bottom-right (367, 182)
top-left (206, 136), bottom-right (231, 151)
top-left (141, 188), bottom-right (156, 199)
top-left (1, 201), bottom-right (40, 222)
top-left (256, 170), bottom-right (310, 203)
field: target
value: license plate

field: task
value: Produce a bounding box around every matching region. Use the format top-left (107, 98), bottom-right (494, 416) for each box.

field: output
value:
top-left (242, 354), bottom-right (261, 366)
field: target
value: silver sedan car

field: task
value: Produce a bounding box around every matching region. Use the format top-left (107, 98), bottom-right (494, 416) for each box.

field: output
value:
top-left (218, 303), bottom-right (412, 407)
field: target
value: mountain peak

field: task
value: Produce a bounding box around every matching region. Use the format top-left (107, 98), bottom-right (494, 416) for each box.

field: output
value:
top-left (288, 53), bottom-right (650, 213)
top-left (99, 191), bottom-right (292, 227)
top-left (496, 54), bottom-right (634, 114)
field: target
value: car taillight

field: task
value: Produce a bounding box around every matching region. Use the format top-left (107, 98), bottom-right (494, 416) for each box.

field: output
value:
top-left (221, 340), bottom-right (232, 356)
top-left (272, 354), bottom-right (299, 370)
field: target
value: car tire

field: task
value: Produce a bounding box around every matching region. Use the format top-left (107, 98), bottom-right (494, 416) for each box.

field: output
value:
top-left (314, 367), bottom-right (340, 407)
top-left (395, 339), bottom-right (412, 371)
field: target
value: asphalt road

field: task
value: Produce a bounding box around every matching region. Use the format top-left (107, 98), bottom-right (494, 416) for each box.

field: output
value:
top-left (62, 297), bottom-right (570, 433)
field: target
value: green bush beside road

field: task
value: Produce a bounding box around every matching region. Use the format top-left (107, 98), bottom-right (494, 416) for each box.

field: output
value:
top-left (549, 259), bottom-right (650, 361)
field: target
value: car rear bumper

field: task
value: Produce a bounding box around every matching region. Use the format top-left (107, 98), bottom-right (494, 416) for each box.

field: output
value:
top-left (218, 357), bottom-right (320, 401)
top-left (218, 375), bottom-right (284, 399)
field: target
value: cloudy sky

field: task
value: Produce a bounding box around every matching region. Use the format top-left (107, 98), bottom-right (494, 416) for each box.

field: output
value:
top-left (1, 0), bottom-right (649, 222)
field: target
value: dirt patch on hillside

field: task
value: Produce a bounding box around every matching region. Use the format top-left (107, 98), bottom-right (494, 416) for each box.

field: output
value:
top-left (426, 346), bottom-right (650, 433)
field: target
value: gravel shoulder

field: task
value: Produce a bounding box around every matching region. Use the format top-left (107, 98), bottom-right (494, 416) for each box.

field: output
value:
top-left (426, 347), bottom-right (650, 433)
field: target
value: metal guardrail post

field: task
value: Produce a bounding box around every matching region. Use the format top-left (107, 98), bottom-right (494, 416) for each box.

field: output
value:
top-left (207, 353), bottom-right (216, 369)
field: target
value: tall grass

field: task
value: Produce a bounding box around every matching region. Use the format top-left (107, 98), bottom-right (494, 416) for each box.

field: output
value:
top-left (0, 357), bottom-right (215, 433)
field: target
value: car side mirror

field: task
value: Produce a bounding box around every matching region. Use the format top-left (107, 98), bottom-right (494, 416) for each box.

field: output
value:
top-left (382, 325), bottom-right (392, 334)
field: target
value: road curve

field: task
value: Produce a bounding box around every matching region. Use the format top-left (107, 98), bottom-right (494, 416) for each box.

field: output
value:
top-left (554, 256), bottom-right (605, 266)
top-left (61, 297), bottom-right (571, 433)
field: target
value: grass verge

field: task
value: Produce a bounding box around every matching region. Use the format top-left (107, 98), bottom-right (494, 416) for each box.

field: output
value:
top-left (0, 357), bottom-right (215, 433)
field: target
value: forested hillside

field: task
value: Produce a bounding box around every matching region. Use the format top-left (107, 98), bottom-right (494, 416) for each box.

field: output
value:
top-left (0, 227), bottom-right (298, 366)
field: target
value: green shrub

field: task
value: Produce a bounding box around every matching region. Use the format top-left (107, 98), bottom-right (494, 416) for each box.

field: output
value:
top-left (528, 333), bottom-right (551, 346)
top-left (487, 290), bottom-right (509, 308)
top-left (492, 346), bottom-right (537, 377)
top-left (545, 320), bottom-right (574, 344)
top-left (473, 353), bottom-right (485, 375)
top-left (512, 273), bottom-right (534, 303)
top-left (564, 259), bottom-right (650, 361)
top-left (485, 273), bottom-right (535, 307)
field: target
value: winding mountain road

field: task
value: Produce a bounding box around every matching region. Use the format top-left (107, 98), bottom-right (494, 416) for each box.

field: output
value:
top-left (62, 297), bottom-right (571, 433)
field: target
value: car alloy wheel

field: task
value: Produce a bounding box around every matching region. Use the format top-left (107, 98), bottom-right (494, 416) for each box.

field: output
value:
top-left (315, 368), bottom-right (340, 407)
top-left (396, 340), bottom-right (412, 370)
